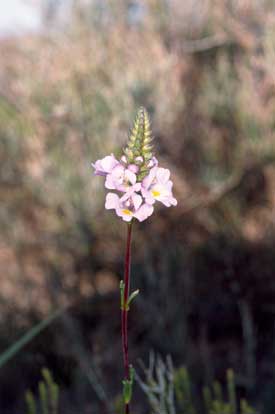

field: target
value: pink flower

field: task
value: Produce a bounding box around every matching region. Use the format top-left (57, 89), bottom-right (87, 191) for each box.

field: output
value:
top-left (105, 164), bottom-right (138, 192)
top-left (93, 151), bottom-right (176, 223)
top-left (92, 154), bottom-right (119, 176)
top-left (141, 167), bottom-right (177, 207)
top-left (105, 192), bottom-right (154, 222)
top-left (120, 187), bottom-right (143, 211)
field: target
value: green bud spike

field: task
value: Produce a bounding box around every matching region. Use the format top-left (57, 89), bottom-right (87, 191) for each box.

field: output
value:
top-left (124, 107), bottom-right (154, 179)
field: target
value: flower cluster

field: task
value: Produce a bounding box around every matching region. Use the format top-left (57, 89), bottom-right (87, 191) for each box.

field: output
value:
top-left (92, 108), bottom-right (177, 222)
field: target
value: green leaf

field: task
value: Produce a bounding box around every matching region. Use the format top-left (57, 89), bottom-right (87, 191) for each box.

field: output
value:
top-left (122, 366), bottom-right (135, 404)
top-left (127, 289), bottom-right (139, 309)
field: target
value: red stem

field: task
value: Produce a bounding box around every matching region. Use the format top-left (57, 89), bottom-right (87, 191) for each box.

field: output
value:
top-left (121, 222), bottom-right (133, 414)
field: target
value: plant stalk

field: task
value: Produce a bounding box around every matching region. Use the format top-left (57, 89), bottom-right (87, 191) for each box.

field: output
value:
top-left (121, 222), bottom-right (133, 414)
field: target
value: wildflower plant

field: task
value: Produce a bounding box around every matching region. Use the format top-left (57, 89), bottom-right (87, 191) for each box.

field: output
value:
top-left (92, 107), bottom-right (177, 414)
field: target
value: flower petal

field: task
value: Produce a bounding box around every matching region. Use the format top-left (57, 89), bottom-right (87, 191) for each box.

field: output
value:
top-left (101, 154), bottom-right (119, 172)
top-left (171, 197), bottom-right (177, 206)
top-left (105, 193), bottom-right (119, 209)
top-left (116, 208), bottom-right (134, 222)
top-left (132, 193), bottom-right (143, 211)
top-left (156, 168), bottom-right (170, 184)
top-left (142, 167), bottom-right (157, 190)
top-left (92, 154), bottom-right (119, 176)
top-left (105, 174), bottom-right (116, 190)
top-left (125, 170), bottom-right (137, 185)
top-left (134, 203), bottom-right (154, 222)
top-left (112, 164), bottom-right (125, 177)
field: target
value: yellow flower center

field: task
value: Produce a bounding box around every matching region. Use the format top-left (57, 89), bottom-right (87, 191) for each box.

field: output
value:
top-left (152, 190), bottom-right (161, 197)
top-left (122, 209), bottom-right (132, 215)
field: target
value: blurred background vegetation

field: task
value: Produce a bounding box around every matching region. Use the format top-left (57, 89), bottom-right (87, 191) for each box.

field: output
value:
top-left (1, 0), bottom-right (275, 413)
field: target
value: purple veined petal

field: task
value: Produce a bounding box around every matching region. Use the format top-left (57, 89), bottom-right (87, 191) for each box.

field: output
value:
top-left (134, 203), bottom-right (154, 222)
top-left (132, 193), bottom-right (143, 211)
top-left (105, 193), bottom-right (120, 209)
top-left (156, 167), bottom-right (170, 184)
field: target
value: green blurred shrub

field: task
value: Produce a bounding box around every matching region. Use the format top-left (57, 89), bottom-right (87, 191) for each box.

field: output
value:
top-left (25, 368), bottom-right (59, 414)
top-left (137, 355), bottom-right (257, 414)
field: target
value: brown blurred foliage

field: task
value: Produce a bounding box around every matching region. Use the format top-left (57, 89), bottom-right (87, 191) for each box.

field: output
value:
top-left (1, 1), bottom-right (275, 413)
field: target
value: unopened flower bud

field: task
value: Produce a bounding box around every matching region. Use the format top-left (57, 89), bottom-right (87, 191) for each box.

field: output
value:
top-left (128, 164), bottom-right (139, 174)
